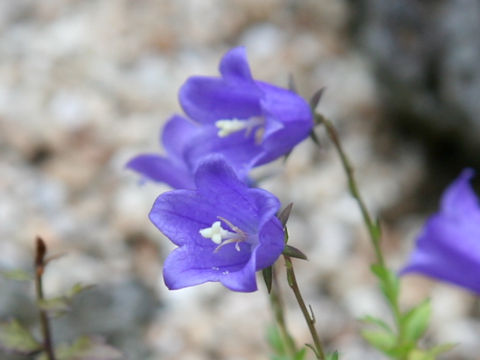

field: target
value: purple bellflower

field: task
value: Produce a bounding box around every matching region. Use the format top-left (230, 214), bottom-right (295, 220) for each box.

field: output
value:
top-left (149, 155), bottom-right (285, 292)
top-left (126, 115), bottom-right (199, 189)
top-left (401, 168), bottom-right (480, 294)
top-left (179, 47), bottom-right (314, 174)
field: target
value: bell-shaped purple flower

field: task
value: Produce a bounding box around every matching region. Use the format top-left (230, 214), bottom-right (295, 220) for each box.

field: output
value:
top-left (179, 47), bottom-right (314, 171)
top-left (149, 155), bottom-right (285, 292)
top-left (126, 115), bottom-right (199, 189)
top-left (400, 168), bottom-right (480, 294)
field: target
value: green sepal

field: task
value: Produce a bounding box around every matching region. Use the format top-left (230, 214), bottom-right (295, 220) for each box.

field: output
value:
top-left (401, 299), bottom-right (431, 343)
top-left (278, 203), bottom-right (294, 228)
top-left (310, 130), bottom-right (321, 147)
top-left (262, 267), bottom-right (273, 294)
top-left (310, 88), bottom-right (325, 110)
top-left (282, 245), bottom-right (308, 261)
top-left (0, 319), bottom-right (42, 355)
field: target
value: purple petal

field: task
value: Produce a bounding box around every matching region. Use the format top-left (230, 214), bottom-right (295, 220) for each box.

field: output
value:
top-left (163, 246), bottom-right (253, 291)
top-left (162, 115), bottom-right (199, 158)
top-left (184, 127), bottom-right (263, 180)
top-left (255, 217), bottom-right (285, 270)
top-left (401, 215), bottom-right (480, 293)
top-left (219, 47), bottom-right (253, 82)
top-left (400, 168), bottom-right (480, 294)
top-left (441, 168), bottom-right (479, 216)
top-left (220, 249), bottom-right (258, 292)
top-left (126, 154), bottom-right (194, 189)
top-left (179, 76), bottom-right (262, 124)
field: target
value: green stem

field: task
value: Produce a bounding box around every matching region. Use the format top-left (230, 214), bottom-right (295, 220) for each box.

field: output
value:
top-left (34, 237), bottom-right (56, 360)
top-left (316, 114), bottom-right (405, 355)
top-left (284, 255), bottom-right (325, 360)
top-left (315, 114), bottom-right (384, 267)
top-left (270, 268), bottom-right (298, 358)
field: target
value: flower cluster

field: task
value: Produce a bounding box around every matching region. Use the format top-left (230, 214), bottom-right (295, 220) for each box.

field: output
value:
top-left (401, 169), bottom-right (480, 294)
top-left (128, 47), bottom-right (313, 292)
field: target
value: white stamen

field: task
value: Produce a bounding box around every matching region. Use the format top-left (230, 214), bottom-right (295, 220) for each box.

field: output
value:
top-left (215, 117), bottom-right (264, 140)
top-left (199, 221), bottom-right (233, 244)
top-left (199, 217), bottom-right (247, 252)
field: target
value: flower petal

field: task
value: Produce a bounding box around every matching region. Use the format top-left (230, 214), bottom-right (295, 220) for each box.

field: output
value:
top-left (401, 214), bottom-right (480, 293)
top-left (179, 76), bottom-right (262, 124)
top-left (255, 218), bottom-right (285, 270)
top-left (219, 47), bottom-right (253, 81)
top-left (441, 168), bottom-right (479, 216)
top-left (184, 127), bottom-right (263, 180)
top-left (162, 115), bottom-right (198, 158)
top-left (126, 154), bottom-right (194, 189)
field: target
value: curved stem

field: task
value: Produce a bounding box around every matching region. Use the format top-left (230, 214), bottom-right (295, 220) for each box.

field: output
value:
top-left (284, 255), bottom-right (325, 360)
top-left (316, 114), bottom-right (405, 355)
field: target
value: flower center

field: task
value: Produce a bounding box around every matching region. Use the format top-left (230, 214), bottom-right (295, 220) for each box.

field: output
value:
top-left (199, 216), bottom-right (247, 253)
top-left (215, 117), bottom-right (264, 143)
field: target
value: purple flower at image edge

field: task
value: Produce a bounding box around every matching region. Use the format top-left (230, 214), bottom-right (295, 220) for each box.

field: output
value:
top-left (400, 168), bottom-right (480, 294)
top-left (149, 155), bottom-right (285, 292)
top-left (126, 115), bottom-right (198, 189)
top-left (179, 46), bottom-right (314, 173)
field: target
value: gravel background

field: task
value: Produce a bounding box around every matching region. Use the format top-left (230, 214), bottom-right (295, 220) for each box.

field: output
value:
top-left (1, 1), bottom-right (479, 359)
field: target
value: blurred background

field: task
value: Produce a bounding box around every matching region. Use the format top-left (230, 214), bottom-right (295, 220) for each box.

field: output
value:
top-left (1, 1), bottom-right (479, 359)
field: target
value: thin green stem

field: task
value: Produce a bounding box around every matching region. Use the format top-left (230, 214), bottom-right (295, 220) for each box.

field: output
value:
top-left (315, 114), bottom-right (384, 267)
top-left (284, 255), bottom-right (325, 360)
top-left (34, 237), bottom-right (56, 360)
top-left (316, 114), bottom-right (405, 356)
top-left (270, 268), bottom-right (298, 358)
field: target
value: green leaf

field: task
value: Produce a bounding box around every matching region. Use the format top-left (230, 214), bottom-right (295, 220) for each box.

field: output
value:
top-left (402, 300), bottom-right (431, 343)
top-left (266, 325), bottom-right (285, 355)
top-left (360, 315), bottom-right (393, 333)
top-left (326, 350), bottom-right (339, 360)
top-left (67, 283), bottom-right (95, 298)
top-left (361, 330), bottom-right (396, 353)
top-left (0, 319), bottom-right (42, 355)
top-left (425, 343), bottom-right (456, 358)
top-left (262, 267), bottom-right (273, 294)
top-left (38, 336), bottom-right (122, 360)
top-left (294, 347), bottom-right (307, 360)
top-left (38, 297), bottom-right (71, 315)
top-left (282, 245), bottom-right (308, 261)
top-left (0, 269), bottom-right (33, 281)
top-left (370, 264), bottom-right (400, 307)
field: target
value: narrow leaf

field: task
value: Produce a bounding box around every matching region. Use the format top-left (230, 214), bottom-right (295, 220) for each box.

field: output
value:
top-left (0, 269), bottom-right (33, 282)
top-left (360, 315), bottom-right (393, 333)
top-left (282, 245), bottom-right (308, 260)
top-left (361, 330), bottom-right (396, 353)
top-left (67, 283), bottom-right (95, 298)
top-left (402, 300), bottom-right (431, 343)
top-left (326, 350), bottom-right (339, 360)
top-left (0, 320), bottom-right (42, 355)
top-left (310, 130), bottom-right (321, 147)
top-left (38, 297), bottom-right (71, 315)
top-left (294, 347), bottom-right (307, 360)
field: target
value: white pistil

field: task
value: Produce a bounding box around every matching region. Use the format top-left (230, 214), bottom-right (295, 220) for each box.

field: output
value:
top-left (215, 117), bottom-right (264, 141)
top-left (199, 217), bottom-right (247, 253)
